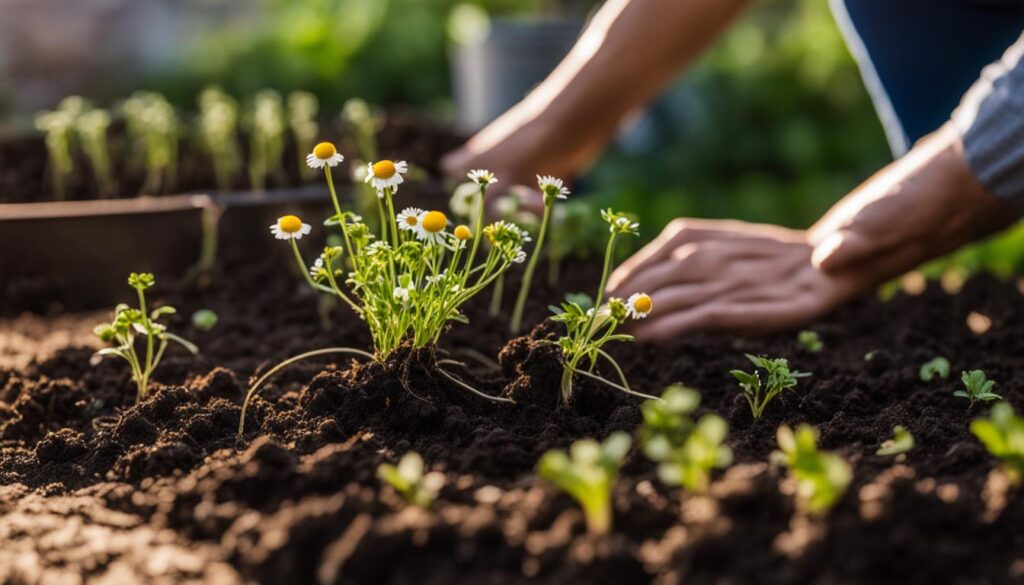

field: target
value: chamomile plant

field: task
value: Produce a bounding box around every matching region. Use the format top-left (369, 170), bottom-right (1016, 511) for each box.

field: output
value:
top-left (538, 432), bottom-right (632, 535)
top-left (377, 451), bottom-right (446, 509)
top-left (92, 273), bottom-right (198, 403)
top-left (731, 355), bottom-right (810, 419)
top-left (639, 385), bottom-right (733, 494)
top-left (197, 86), bottom-right (242, 192)
top-left (240, 144), bottom-right (529, 435)
top-left (341, 98), bottom-right (386, 228)
top-left (549, 210), bottom-right (656, 404)
top-left (122, 91), bottom-right (179, 195)
top-left (956, 369), bottom-right (1001, 405)
top-left (509, 175), bottom-right (569, 334)
top-left (771, 424), bottom-right (851, 515)
top-left (971, 402), bottom-right (1024, 485)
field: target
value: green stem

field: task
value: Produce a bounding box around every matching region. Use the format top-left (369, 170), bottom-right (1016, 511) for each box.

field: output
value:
top-left (489, 273), bottom-right (505, 317)
top-left (510, 203), bottom-right (552, 334)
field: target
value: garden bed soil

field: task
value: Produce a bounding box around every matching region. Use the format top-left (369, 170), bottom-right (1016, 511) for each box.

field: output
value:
top-left (1, 255), bottom-right (1023, 584)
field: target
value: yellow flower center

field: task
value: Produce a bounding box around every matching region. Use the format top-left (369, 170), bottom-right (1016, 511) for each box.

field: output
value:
top-left (422, 211), bottom-right (447, 233)
top-left (372, 160), bottom-right (397, 179)
top-left (633, 294), bottom-right (653, 314)
top-left (313, 142), bottom-right (336, 160)
top-left (405, 215), bottom-right (419, 226)
top-left (454, 225), bottom-right (472, 240)
top-left (278, 215), bottom-right (304, 233)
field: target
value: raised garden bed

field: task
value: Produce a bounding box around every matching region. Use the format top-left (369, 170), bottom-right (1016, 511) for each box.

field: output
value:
top-left (1, 250), bottom-right (1022, 583)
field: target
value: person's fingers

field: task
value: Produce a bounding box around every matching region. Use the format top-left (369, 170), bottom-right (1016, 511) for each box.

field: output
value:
top-left (647, 281), bottom-right (734, 314)
top-left (812, 229), bottom-right (889, 274)
top-left (440, 147), bottom-right (471, 178)
top-left (632, 295), bottom-right (826, 343)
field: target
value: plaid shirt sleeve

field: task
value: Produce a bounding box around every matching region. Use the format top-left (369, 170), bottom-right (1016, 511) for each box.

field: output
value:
top-left (952, 31), bottom-right (1024, 210)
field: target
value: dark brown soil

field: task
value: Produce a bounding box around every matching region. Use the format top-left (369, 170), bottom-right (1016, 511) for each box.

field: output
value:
top-left (0, 111), bottom-right (462, 203)
top-left (2, 252), bottom-right (1024, 583)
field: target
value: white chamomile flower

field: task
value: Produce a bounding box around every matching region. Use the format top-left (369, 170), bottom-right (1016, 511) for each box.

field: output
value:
top-left (365, 241), bottom-right (391, 256)
top-left (393, 286), bottom-right (411, 303)
top-left (512, 248), bottom-right (527, 264)
top-left (416, 210), bottom-right (449, 245)
top-left (310, 256), bottom-right (325, 278)
top-left (270, 215), bottom-right (312, 240)
top-left (449, 182), bottom-right (481, 218)
top-left (426, 270), bottom-right (449, 285)
top-left (306, 142), bottom-right (344, 169)
top-left (537, 175), bottom-right (570, 203)
top-left (396, 207), bottom-right (427, 234)
top-left (365, 159), bottom-right (408, 196)
top-left (467, 169), bottom-right (497, 186)
top-left (627, 293), bottom-right (653, 319)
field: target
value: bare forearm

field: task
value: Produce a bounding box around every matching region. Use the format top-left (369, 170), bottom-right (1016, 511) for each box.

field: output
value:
top-left (450, 0), bottom-right (752, 183)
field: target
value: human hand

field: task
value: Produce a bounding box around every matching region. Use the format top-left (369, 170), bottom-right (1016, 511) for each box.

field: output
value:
top-left (606, 219), bottom-right (879, 342)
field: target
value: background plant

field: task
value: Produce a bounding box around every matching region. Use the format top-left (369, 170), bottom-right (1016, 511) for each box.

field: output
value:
top-left (74, 108), bottom-right (116, 197)
top-left (92, 273), bottom-right (198, 403)
top-left (288, 90), bottom-right (319, 179)
top-left (33, 96), bottom-right (86, 200)
top-left (971, 402), bottom-right (1024, 485)
top-left (771, 424), bottom-right (851, 515)
top-left (956, 370), bottom-right (1000, 405)
top-left (122, 91), bottom-right (179, 195)
top-left (377, 451), bottom-right (446, 508)
top-left (731, 354), bottom-right (810, 419)
top-left (639, 385), bottom-right (733, 494)
top-left (798, 330), bottom-right (823, 353)
top-left (197, 86), bottom-right (242, 192)
top-left (247, 89), bottom-right (287, 191)
top-left (537, 432), bottom-right (632, 536)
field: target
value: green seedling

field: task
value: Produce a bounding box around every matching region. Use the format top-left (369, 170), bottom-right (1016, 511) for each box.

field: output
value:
top-left (123, 91), bottom-right (179, 195)
top-left (876, 425), bottom-right (914, 456)
top-left (547, 199), bottom-right (603, 286)
top-left (288, 91), bottom-right (319, 179)
top-left (191, 309), bottom-right (219, 331)
top-left (377, 452), bottom-right (445, 508)
top-left (509, 176), bottom-right (569, 334)
top-left (772, 424), bottom-right (851, 515)
top-left (247, 89), bottom-right (286, 191)
top-left (731, 355), bottom-right (810, 419)
top-left (197, 86), bottom-right (242, 192)
top-left (971, 402), bottom-right (1024, 485)
top-left (551, 210), bottom-right (656, 403)
top-left (74, 108), bottom-right (115, 197)
top-left (919, 357), bottom-right (950, 382)
top-left (538, 432), bottom-right (632, 535)
top-left (955, 370), bottom-right (1000, 405)
top-left (798, 330), bottom-right (823, 353)
top-left (640, 385), bottom-right (733, 493)
top-left (93, 273), bottom-right (198, 403)
top-left (341, 98), bottom-right (385, 228)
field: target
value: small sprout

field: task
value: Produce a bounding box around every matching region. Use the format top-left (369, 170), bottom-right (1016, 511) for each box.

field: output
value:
top-left (510, 175), bottom-right (569, 334)
top-left (731, 355), bottom-right (810, 419)
top-left (122, 91), bottom-right (179, 195)
top-left (772, 424), bottom-right (851, 515)
top-left (93, 273), bottom-right (198, 403)
top-left (877, 425), bottom-right (914, 456)
top-left (640, 385), bottom-right (732, 494)
top-left (919, 357), bottom-right (950, 382)
top-left (971, 402), bottom-right (1024, 485)
top-left (34, 97), bottom-right (85, 200)
top-left (552, 209), bottom-right (654, 403)
top-left (197, 86), bottom-right (242, 192)
top-left (797, 330), bottom-right (823, 353)
top-left (191, 309), bottom-right (219, 331)
top-left (863, 350), bottom-right (877, 361)
top-left (376, 452), bottom-right (445, 508)
top-left (955, 370), bottom-right (1001, 405)
top-left (538, 432), bottom-right (632, 535)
